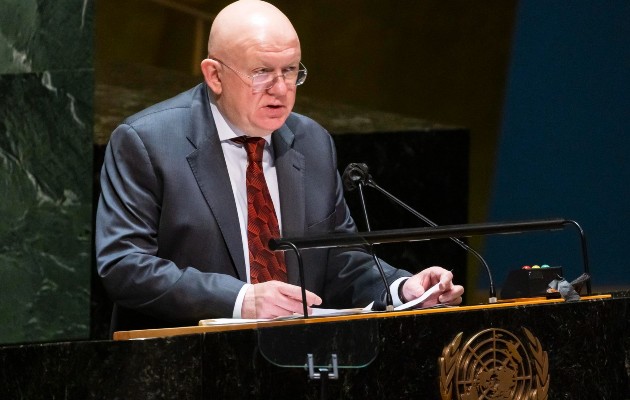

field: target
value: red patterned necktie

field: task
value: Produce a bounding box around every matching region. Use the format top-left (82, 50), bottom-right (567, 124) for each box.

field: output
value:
top-left (232, 136), bottom-right (287, 283)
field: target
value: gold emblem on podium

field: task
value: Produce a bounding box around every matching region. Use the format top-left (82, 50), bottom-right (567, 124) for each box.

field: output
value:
top-left (439, 328), bottom-right (549, 400)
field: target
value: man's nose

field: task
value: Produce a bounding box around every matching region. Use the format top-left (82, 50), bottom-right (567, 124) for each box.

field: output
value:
top-left (267, 74), bottom-right (289, 94)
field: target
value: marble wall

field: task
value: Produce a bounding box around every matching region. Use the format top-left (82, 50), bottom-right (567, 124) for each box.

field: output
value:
top-left (0, 0), bottom-right (93, 343)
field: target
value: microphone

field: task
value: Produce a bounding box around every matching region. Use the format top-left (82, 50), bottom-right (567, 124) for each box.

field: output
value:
top-left (342, 163), bottom-right (370, 191)
top-left (342, 163), bottom-right (498, 304)
top-left (342, 164), bottom-right (395, 311)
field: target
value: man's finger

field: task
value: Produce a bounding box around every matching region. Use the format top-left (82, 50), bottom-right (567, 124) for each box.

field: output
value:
top-left (438, 285), bottom-right (465, 305)
top-left (276, 282), bottom-right (322, 305)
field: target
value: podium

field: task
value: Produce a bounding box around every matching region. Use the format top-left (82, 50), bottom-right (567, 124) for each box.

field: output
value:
top-left (2, 295), bottom-right (628, 399)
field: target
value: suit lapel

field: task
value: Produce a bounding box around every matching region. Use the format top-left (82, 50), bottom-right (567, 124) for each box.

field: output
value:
top-left (185, 85), bottom-right (247, 280)
top-left (273, 125), bottom-right (306, 286)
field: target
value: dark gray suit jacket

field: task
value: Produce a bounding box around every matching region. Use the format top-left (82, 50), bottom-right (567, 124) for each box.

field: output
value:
top-left (95, 83), bottom-right (410, 331)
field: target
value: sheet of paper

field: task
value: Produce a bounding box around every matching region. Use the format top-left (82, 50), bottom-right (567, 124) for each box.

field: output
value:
top-left (199, 318), bottom-right (266, 326)
top-left (199, 285), bottom-right (446, 325)
top-left (308, 306), bottom-right (371, 317)
top-left (394, 282), bottom-right (443, 311)
top-left (199, 307), bottom-right (371, 325)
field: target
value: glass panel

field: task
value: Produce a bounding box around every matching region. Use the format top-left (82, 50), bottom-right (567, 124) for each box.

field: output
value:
top-left (258, 318), bottom-right (378, 369)
top-left (259, 228), bottom-right (379, 369)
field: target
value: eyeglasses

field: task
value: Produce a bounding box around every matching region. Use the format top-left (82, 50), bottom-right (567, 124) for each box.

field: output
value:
top-left (209, 57), bottom-right (307, 93)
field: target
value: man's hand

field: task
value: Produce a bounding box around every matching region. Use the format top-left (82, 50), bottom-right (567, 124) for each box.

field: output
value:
top-left (241, 281), bottom-right (323, 319)
top-left (400, 266), bottom-right (464, 307)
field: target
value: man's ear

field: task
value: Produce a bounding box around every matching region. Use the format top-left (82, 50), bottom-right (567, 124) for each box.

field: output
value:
top-left (200, 58), bottom-right (222, 95)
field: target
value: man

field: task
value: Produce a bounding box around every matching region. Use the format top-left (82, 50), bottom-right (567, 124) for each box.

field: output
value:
top-left (96, 0), bottom-right (464, 332)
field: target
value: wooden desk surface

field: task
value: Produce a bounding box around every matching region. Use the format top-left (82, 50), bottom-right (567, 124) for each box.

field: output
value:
top-left (113, 294), bottom-right (611, 341)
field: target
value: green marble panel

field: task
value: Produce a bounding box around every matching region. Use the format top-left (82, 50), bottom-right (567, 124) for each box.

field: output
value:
top-left (0, 0), bottom-right (93, 74)
top-left (0, 70), bottom-right (93, 344)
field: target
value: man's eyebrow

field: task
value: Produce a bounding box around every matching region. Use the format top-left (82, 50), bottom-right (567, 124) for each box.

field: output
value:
top-left (252, 62), bottom-right (299, 70)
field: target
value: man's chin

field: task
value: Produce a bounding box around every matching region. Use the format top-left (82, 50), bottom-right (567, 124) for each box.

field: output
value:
top-left (256, 117), bottom-right (289, 134)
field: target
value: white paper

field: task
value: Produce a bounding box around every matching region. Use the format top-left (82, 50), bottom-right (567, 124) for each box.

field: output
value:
top-left (394, 282), bottom-right (443, 311)
top-left (199, 307), bottom-right (370, 325)
top-left (308, 306), bottom-right (371, 317)
top-left (199, 284), bottom-right (445, 326)
top-left (199, 318), bottom-right (266, 326)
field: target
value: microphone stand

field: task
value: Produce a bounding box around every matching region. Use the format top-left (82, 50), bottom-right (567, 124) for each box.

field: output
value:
top-left (357, 182), bottom-right (395, 311)
top-left (362, 176), bottom-right (497, 303)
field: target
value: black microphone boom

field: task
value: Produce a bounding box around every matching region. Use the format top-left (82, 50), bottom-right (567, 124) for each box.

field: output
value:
top-left (342, 164), bottom-right (395, 311)
top-left (342, 163), bottom-right (498, 304)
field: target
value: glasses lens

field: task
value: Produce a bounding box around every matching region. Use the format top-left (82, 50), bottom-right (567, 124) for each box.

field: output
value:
top-left (295, 69), bottom-right (307, 86)
top-left (250, 65), bottom-right (308, 93)
top-left (251, 74), bottom-right (273, 93)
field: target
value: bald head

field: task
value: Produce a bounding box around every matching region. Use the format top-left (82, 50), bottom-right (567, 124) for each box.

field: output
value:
top-left (208, 0), bottom-right (300, 58)
top-left (200, 1), bottom-right (303, 136)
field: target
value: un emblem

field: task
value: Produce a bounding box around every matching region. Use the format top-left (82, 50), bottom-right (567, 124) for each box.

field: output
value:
top-left (439, 328), bottom-right (549, 400)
